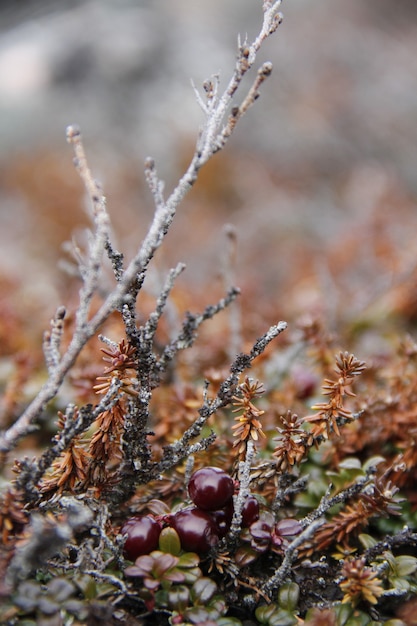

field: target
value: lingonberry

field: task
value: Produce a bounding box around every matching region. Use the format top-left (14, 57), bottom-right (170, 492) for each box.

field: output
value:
top-left (170, 507), bottom-right (219, 553)
top-left (241, 495), bottom-right (260, 527)
top-left (121, 515), bottom-right (161, 560)
top-left (188, 466), bottom-right (234, 511)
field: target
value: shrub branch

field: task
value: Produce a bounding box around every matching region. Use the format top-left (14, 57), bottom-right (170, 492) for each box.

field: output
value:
top-left (0, 1), bottom-right (283, 458)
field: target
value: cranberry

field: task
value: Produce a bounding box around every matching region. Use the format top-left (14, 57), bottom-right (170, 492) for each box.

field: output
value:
top-left (241, 495), bottom-right (260, 527)
top-left (121, 515), bottom-right (161, 560)
top-left (170, 508), bottom-right (219, 553)
top-left (208, 500), bottom-right (234, 538)
top-left (188, 466), bottom-right (234, 511)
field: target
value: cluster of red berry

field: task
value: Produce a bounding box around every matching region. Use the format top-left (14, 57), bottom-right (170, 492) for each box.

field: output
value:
top-left (121, 466), bottom-right (260, 559)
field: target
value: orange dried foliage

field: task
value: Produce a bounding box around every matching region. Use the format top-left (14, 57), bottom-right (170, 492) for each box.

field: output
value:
top-left (0, 487), bottom-right (28, 544)
top-left (272, 410), bottom-right (308, 473)
top-left (303, 352), bottom-right (366, 442)
top-left (232, 377), bottom-right (267, 460)
top-left (312, 477), bottom-right (400, 554)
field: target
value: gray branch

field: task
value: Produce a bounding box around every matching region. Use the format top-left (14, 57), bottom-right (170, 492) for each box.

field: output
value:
top-left (0, 1), bottom-right (284, 459)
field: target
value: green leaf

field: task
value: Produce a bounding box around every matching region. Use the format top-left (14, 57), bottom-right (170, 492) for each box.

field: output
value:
top-left (164, 568), bottom-right (186, 584)
top-left (395, 555), bottom-right (417, 576)
top-left (155, 588), bottom-right (169, 608)
top-left (206, 596), bottom-right (227, 616)
top-left (333, 603), bottom-right (375, 625)
top-left (64, 599), bottom-right (87, 616)
top-left (358, 533), bottom-right (378, 550)
top-left (76, 575), bottom-right (98, 600)
top-left (389, 578), bottom-right (410, 592)
top-left (333, 603), bottom-right (355, 625)
top-left (178, 552), bottom-right (200, 568)
top-left (326, 467), bottom-right (364, 493)
top-left (235, 546), bottom-right (258, 567)
top-left (181, 566), bottom-right (201, 585)
top-left (338, 458), bottom-right (362, 470)
top-left (153, 552), bottom-right (179, 577)
top-left (168, 584), bottom-right (190, 612)
top-left (185, 607), bottom-right (218, 623)
top-left (255, 604), bottom-right (298, 626)
top-left (46, 578), bottom-right (75, 602)
top-left (278, 582), bottom-right (300, 612)
top-left (344, 616), bottom-right (372, 626)
top-left (362, 456), bottom-right (386, 472)
top-left (14, 581), bottom-right (42, 611)
top-left (159, 527), bottom-right (182, 555)
top-left (192, 577), bottom-right (217, 604)
top-left (37, 597), bottom-right (60, 616)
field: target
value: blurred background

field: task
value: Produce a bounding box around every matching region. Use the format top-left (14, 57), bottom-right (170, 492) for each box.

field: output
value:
top-left (1, 0), bottom-right (417, 353)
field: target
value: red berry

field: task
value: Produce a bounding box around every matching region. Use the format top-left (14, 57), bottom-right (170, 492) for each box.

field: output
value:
top-left (188, 466), bottom-right (234, 511)
top-left (241, 496), bottom-right (260, 527)
top-left (170, 508), bottom-right (219, 553)
top-left (208, 500), bottom-right (234, 538)
top-left (121, 515), bottom-right (161, 560)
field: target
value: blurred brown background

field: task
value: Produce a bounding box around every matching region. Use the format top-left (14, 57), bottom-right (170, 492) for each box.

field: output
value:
top-left (1, 0), bottom-right (417, 349)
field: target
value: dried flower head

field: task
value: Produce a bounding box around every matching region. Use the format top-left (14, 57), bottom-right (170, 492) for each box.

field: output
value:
top-left (339, 557), bottom-right (384, 606)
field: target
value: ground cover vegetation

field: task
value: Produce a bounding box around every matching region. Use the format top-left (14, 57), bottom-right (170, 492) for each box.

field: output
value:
top-left (1, 2), bottom-right (417, 624)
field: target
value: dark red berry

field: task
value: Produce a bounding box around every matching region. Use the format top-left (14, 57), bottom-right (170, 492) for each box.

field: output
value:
top-left (121, 515), bottom-right (161, 560)
top-left (170, 508), bottom-right (219, 553)
top-left (208, 499), bottom-right (234, 538)
top-left (188, 466), bottom-right (234, 511)
top-left (292, 366), bottom-right (317, 400)
top-left (241, 495), bottom-right (260, 527)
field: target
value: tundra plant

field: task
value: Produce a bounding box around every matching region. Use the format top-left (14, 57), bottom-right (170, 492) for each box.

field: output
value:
top-left (0, 3), bottom-right (414, 625)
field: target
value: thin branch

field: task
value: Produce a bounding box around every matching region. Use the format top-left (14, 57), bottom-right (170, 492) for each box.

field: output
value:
top-left (300, 474), bottom-right (372, 529)
top-left (156, 286), bottom-right (240, 378)
top-left (43, 306), bottom-right (67, 374)
top-left (139, 262), bottom-right (186, 353)
top-left (260, 518), bottom-right (325, 597)
top-left (363, 528), bottom-right (417, 562)
top-left (227, 440), bottom-right (256, 546)
top-left (221, 224), bottom-right (242, 360)
top-left (162, 321), bottom-right (287, 456)
top-left (0, 1), bottom-right (284, 459)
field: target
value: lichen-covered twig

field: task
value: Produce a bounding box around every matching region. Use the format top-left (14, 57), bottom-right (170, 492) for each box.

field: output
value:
top-left (0, 1), bottom-right (283, 458)
top-left (260, 518), bottom-right (325, 597)
top-left (162, 321), bottom-right (287, 459)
